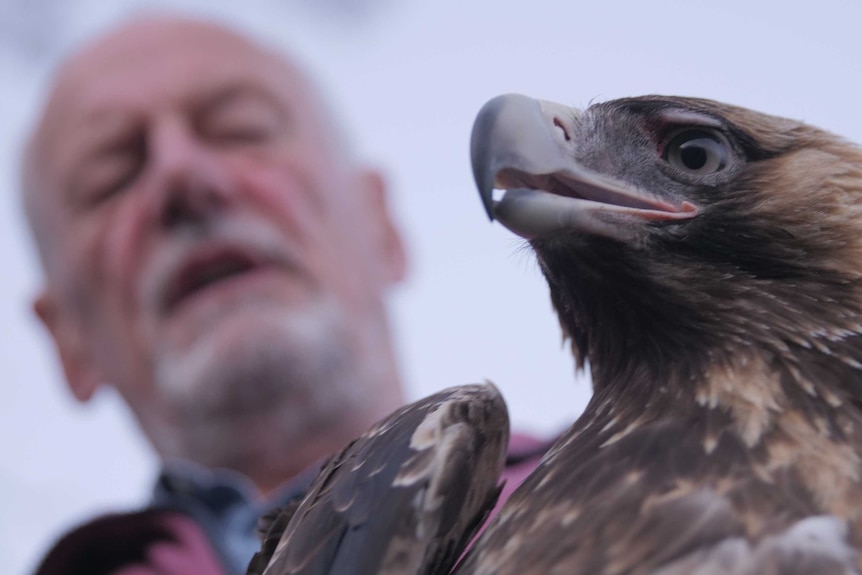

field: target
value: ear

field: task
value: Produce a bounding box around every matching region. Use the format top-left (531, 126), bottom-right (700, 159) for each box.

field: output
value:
top-left (33, 290), bottom-right (102, 402)
top-left (360, 169), bottom-right (408, 286)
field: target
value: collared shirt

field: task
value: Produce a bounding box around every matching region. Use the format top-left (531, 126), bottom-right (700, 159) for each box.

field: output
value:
top-left (151, 460), bottom-right (317, 574)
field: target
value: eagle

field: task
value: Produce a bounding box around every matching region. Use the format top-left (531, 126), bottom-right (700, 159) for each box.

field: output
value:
top-left (251, 94), bottom-right (862, 574)
top-left (462, 94), bottom-right (862, 573)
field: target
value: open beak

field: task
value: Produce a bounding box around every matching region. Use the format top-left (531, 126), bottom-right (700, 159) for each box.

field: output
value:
top-left (470, 93), bottom-right (697, 239)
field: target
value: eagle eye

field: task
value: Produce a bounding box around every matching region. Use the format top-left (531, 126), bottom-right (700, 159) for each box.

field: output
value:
top-left (664, 129), bottom-right (729, 175)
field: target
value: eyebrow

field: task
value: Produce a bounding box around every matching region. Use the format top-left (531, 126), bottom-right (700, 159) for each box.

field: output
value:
top-left (67, 82), bottom-right (267, 160)
top-left (194, 81), bottom-right (287, 122)
top-left (64, 79), bottom-right (287, 181)
top-left (82, 110), bottom-right (141, 145)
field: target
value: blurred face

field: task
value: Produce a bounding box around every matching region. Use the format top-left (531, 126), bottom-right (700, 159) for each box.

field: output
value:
top-left (27, 19), bottom-right (406, 465)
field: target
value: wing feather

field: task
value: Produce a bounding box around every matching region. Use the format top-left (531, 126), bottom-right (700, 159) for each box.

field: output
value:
top-left (252, 383), bottom-right (509, 575)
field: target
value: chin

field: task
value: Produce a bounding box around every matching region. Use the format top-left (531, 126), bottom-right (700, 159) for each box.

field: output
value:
top-left (152, 299), bottom-right (351, 422)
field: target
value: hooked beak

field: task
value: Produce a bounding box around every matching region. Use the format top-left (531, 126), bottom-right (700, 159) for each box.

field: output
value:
top-left (470, 93), bottom-right (697, 239)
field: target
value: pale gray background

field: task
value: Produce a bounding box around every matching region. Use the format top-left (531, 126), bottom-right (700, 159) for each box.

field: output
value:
top-left (3, 1), bottom-right (861, 573)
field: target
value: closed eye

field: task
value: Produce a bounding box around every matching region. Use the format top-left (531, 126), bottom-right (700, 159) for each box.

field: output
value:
top-left (73, 133), bottom-right (146, 206)
top-left (197, 86), bottom-right (286, 147)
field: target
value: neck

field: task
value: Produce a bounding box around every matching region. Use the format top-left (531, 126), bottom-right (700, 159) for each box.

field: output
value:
top-left (579, 338), bottom-right (862, 460)
top-left (538, 344), bottom-right (858, 525)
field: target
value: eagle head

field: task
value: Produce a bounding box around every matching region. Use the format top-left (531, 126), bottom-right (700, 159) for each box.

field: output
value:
top-left (471, 94), bottom-right (862, 389)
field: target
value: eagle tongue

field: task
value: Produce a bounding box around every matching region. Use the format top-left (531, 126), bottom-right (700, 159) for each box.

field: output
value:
top-left (553, 169), bottom-right (695, 214)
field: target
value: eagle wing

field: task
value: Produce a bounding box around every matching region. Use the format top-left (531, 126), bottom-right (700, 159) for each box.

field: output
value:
top-left (250, 383), bottom-right (509, 575)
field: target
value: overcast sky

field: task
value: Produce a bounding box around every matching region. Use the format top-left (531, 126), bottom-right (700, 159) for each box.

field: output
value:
top-left (3, 1), bottom-right (862, 573)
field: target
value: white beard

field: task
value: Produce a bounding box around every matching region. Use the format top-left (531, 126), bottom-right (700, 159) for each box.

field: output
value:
top-left (150, 296), bottom-right (386, 468)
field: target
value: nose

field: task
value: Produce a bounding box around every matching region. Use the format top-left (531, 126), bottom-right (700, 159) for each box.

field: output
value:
top-left (149, 119), bottom-right (231, 230)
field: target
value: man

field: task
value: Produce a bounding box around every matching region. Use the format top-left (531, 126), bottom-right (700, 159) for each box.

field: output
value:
top-left (22, 15), bottom-right (549, 575)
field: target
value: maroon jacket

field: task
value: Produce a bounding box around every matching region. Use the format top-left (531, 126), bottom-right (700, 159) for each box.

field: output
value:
top-left (33, 435), bottom-right (551, 575)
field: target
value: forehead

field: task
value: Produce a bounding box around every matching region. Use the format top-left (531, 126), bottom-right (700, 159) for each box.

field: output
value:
top-left (38, 21), bottom-right (312, 145)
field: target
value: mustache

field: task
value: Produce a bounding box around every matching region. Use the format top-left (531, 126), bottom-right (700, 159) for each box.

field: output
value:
top-left (138, 216), bottom-right (301, 314)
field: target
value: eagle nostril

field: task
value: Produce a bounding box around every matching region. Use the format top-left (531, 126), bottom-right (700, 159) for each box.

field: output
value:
top-left (553, 117), bottom-right (571, 142)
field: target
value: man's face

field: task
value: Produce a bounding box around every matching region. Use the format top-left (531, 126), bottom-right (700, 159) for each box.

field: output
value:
top-left (28, 21), bottom-right (405, 442)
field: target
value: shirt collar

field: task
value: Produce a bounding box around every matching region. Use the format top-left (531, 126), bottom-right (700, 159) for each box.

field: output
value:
top-left (151, 460), bottom-right (317, 574)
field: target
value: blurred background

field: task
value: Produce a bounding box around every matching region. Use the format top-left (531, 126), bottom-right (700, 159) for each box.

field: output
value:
top-left (2, 0), bottom-right (862, 572)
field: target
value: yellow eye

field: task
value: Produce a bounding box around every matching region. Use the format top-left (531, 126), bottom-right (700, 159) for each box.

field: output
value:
top-left (664, 129), bottom-right (729, 175)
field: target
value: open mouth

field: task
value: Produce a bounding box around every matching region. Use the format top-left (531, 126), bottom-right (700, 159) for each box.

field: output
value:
top-left (162, 248), bottom-right (262, 313)
top-left (493, 167), bottom-right (696, 217)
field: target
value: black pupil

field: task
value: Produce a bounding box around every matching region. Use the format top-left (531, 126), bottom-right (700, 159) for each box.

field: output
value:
top-left (680, 144), bottom-right (707, 170)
